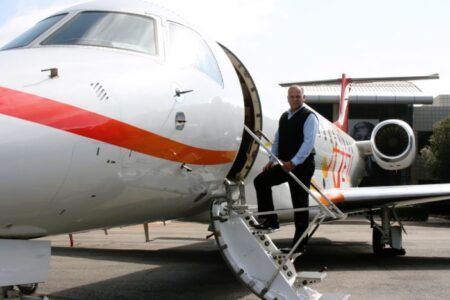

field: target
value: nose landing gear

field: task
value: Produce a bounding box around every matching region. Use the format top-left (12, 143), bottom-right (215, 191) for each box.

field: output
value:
top-left (1, 284), bottom-right (46, 300)
top-left (0, 240), bottom-right (50, 300)
top-left (17, 284), bottom-right (38, 296)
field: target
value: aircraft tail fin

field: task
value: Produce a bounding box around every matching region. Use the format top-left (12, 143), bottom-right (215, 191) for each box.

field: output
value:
top-left (335, 73), bottom-right (351, 132)
top-left (280, 73), bottom-right (439, 132)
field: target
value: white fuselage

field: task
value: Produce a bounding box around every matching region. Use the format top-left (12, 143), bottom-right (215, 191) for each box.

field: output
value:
top-left (0, 1), bottom-right (366, 238)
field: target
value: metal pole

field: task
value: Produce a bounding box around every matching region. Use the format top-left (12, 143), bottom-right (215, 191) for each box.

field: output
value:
top-left (241, 206), bottom-right (312, 218)
top-left (144, 223), bottom-right (150, 242)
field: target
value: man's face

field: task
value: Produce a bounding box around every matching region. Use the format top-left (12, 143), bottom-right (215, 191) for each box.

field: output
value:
top-left (354, 127), bottom-right (370, 141)
top-left (287, 87), bottom-right (304, 111)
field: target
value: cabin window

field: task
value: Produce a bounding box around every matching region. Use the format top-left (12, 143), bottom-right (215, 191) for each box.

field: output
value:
top-left (1, 14), bottom-right (67, 50)
top-left (42, 12), bottom-right (157, 55)
top-left (167, 22), bottom-right (223, 86)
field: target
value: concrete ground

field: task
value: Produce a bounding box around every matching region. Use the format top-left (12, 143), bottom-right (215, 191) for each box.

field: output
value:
top-left (36, 217), bottom-right (450, 300)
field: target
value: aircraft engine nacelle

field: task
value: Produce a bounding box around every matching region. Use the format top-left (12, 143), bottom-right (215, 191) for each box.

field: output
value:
top-left (370, 120), bottom-right (416, 170)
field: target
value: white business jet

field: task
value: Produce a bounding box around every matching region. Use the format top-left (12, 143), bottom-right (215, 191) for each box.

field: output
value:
top-left (0, 1), bottom-right (449, 299)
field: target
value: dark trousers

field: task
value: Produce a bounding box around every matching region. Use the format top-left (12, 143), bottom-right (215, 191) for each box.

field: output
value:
top-left (254, 160), bottom-right (315, 247)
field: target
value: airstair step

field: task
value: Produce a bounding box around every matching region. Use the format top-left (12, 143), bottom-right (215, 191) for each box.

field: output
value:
top-left (231, 204), bottom-right (249, 214)
top-left (271, 251), bottom-right (303, 262)
top-left (295, 271), bottom-right (327, 287)
top-left (251, 228), bottom-right (279, 235)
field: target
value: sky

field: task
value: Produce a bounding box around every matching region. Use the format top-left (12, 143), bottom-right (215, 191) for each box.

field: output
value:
top-left (0, 0), bottom-right (449, 117)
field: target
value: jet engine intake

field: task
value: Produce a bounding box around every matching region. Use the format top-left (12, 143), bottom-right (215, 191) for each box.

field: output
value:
top-left (370, 120), bottom-right (416, 170)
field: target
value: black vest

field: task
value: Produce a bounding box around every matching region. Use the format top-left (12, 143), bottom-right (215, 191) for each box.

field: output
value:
top-left (278, 106), bottom-right (315, 164)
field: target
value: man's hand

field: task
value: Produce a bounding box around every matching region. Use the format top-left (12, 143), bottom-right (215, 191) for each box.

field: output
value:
top-left (263, 161), bottom-right (276, 171)
top-left (281, 161), bottom-right (296, 172)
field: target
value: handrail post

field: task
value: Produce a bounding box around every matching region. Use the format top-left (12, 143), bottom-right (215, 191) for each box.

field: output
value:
top-left (238, 180), bottom-right (246, 205)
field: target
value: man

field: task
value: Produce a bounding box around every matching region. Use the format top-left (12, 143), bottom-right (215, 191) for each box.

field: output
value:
top-left (253, 85), bottom-right (318, 252)
top-left (351, 121), bottom-right (375, 141)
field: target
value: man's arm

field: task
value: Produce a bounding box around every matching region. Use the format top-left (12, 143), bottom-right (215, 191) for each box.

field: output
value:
top-left (262, 130), bottom-right (280, 171)
top-left (291, 114), bottom-right (319, 166)
top-left (270, 130), bottom-right (279, 162)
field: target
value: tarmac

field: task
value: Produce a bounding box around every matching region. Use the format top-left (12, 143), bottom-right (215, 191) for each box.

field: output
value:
top-left (36, 217), bottom-right (450, 300)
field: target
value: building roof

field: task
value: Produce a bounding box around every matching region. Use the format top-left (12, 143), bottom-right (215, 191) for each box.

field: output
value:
top-left (434, 94), bottom-right (450, 106)
top-left (413, 94), bottom-right (450, 131)
top-left (302, 81), bottom-right (434, 104)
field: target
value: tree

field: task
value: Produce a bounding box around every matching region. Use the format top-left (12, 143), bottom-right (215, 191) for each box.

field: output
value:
top-left (420, 116), bottom-right (450, 182)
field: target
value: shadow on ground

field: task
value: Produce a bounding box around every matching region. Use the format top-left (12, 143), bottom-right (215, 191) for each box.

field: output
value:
top-left (273, 237), bottom-right (450, 271)
top-left (47, 234), bottom-right (450, 299)
top-left (49, 243), bottom-right (250, 300)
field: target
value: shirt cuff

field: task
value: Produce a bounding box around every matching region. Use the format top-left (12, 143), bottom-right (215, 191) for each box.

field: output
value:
top-left (291, 157), bottom-right (302, 166)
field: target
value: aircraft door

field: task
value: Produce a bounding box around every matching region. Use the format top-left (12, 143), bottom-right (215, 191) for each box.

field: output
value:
top-left (165, 22), bottom-right (233, 151)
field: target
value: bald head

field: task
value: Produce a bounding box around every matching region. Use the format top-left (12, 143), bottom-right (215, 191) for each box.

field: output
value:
top-left (287, 85), bottom-right (305, 111)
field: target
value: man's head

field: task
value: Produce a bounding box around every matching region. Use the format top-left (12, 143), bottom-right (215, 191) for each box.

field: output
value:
top-left (351, 121), bottom-right (375, 141)
top-left (287, 85), bottom-right (305, 111)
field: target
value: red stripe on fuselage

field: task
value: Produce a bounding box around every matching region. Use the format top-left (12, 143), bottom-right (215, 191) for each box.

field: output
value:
top-left (0, 86), bottom-right (237, 165)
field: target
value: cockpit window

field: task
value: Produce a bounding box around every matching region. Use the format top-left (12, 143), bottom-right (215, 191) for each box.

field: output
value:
top-left (42, 12), bottom-right (157, 55)
top-left (168, 22), bottom-right (223, 86)
top-left (1, 14), bottom-right (67, 51)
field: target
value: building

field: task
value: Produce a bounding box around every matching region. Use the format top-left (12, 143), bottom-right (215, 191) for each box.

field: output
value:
top-left (412, 95), bottom-right (450, 183)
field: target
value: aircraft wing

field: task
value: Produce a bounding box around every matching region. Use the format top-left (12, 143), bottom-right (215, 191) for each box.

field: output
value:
top-left (325, 184), bottom-right (450, 213)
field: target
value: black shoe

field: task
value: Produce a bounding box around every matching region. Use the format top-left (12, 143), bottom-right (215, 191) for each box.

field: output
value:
top-left (251, 221), bottom-right (279, 230)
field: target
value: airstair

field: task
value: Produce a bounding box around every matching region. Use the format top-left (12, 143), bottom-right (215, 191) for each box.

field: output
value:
top-left (210, 126), bottom-right (350, 300)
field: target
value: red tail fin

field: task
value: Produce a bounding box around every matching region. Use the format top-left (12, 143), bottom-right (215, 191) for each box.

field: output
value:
top-left (334, 73), bottom-right (351, 132)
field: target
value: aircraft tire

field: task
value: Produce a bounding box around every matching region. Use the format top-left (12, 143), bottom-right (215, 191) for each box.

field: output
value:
top-left (18, 283), bottom-right (38, 295)
top-left (372, 227), bottom-right (384, 255)
top-left (372, 228), bottom-right (407, 256)
top-left (2, 286), bottom-right (13, 297)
